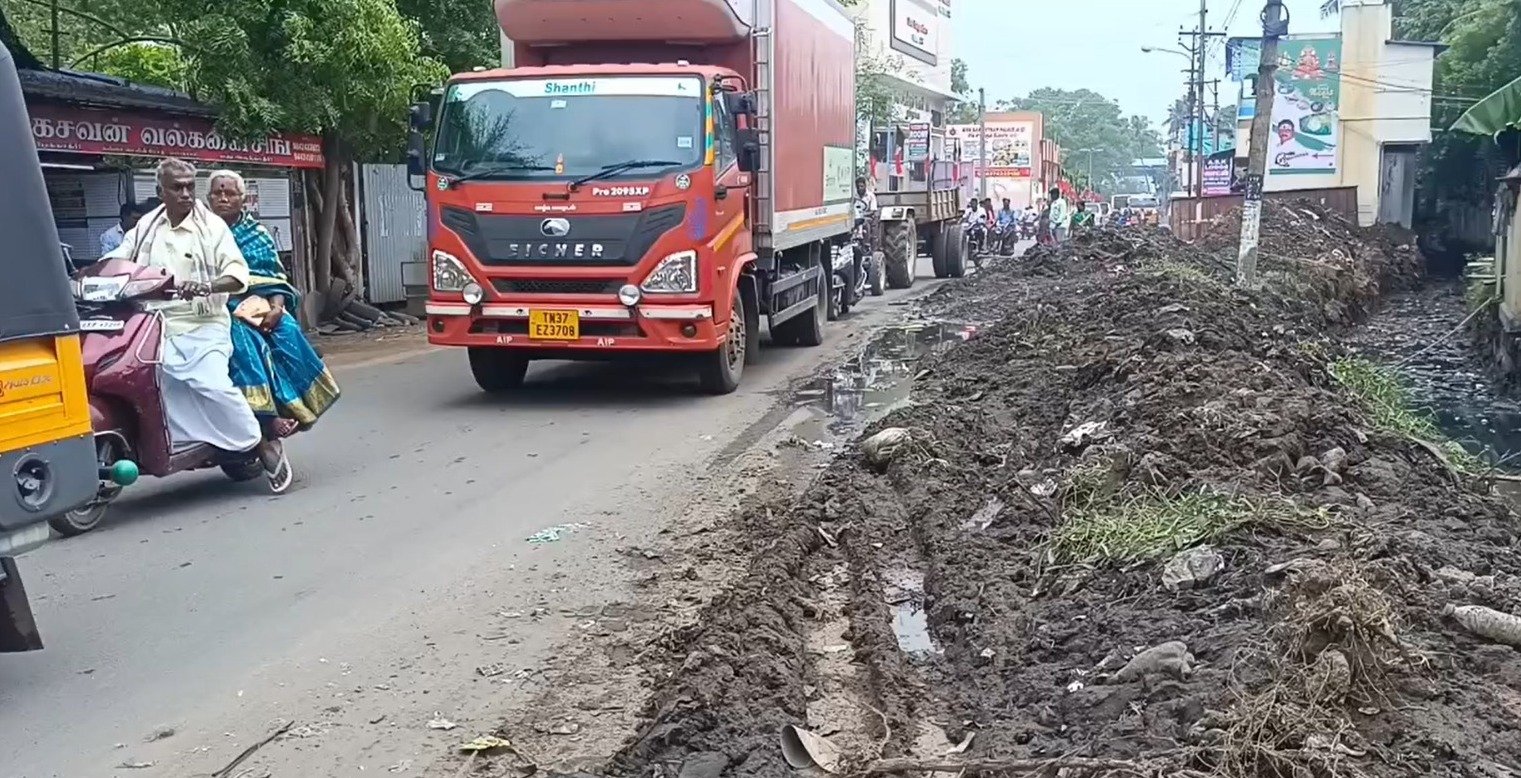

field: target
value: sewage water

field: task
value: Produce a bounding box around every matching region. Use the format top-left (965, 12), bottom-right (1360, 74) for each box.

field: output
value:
top-left (882, 566), bottom-right (940, 656)
top-left (789, 319), bottom-right (978, 439)
top-left (1349, 281), bottom-right (1521, 467)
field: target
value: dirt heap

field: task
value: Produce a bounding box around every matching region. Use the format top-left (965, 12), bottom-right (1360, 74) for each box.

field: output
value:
top-left (600, 205), bottom-right (1521, 778)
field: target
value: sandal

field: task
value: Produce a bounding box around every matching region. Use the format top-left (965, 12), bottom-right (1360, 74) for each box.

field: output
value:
top-left (265, 442), bottom-right (294, 494)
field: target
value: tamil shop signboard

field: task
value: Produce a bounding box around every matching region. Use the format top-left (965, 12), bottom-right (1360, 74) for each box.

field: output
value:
top-left (29, 104), bottom-right (325, 169)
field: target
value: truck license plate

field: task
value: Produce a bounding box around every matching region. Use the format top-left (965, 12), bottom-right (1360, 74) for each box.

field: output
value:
top-left (528, 310), bottom-right (579, 341)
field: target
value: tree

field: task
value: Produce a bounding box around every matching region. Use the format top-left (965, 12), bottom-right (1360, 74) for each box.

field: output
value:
top-left (396, 0), bottom-right (498, 73)
top-left (948, 58), bottom-right (977, 124)
top-left (999, 87), bottom-right (1162, 193)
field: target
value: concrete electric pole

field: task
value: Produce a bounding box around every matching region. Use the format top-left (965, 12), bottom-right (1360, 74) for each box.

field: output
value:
top-left (1236, 0), bottom-right (1288, 288)
top-left (978, 87), bottom-right (988, 200)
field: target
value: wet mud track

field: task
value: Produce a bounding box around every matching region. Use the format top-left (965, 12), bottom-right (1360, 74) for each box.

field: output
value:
top-left (477, 214), bottom-right (1521, 778)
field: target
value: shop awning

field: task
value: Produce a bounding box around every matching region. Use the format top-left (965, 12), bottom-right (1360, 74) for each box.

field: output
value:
top-left (1452, 75), bottom-right (1521, 136)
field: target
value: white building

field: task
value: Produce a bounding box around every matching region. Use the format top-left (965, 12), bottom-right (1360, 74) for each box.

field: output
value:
top-left (1234, 0), bottom-right (1441, 227)
top-left (849, 0), bottom-right (957, 122)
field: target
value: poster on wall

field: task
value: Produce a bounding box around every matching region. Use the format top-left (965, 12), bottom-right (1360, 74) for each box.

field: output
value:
top-left (905, 122), bottom-right (931, 162)
top-left (1268, 37), bottom-right (1341, 175)
top-left (890, 0), bottom-right (938, 65)
top-left (1202, 152), bottom-right (1235, 197)
top-left (947, 121), bottom-right (1032, 178)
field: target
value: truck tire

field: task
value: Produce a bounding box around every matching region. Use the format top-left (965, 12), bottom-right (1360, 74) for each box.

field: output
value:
top-left (698, 289), bottom-right (746, 394)
top-left (883, 217), bottom-right (916, 289)
top-left (469, 348), bottom-right (529, 393)
top-left (945, 223), bottom-right (968, 278)
top-left (770, 269), bottom-right (826, 347)
top-left (930, 225), bottom-right (950, 279)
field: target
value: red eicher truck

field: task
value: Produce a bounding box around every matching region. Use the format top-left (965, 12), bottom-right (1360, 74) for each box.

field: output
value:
top-left (406, 0), bottom-right (859, 394)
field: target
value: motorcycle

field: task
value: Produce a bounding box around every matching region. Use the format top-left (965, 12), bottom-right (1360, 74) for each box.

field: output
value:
top-left (991, 221), bottom-right (1020, 256)
top-left (829, 209), bottom-right (883, 319)
top-left (48, 259), bottom-right (294, 537)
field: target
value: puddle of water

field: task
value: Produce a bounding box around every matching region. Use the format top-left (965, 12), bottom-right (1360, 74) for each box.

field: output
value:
top-left (789, 320), bottom-right (978, 439)
top-left (883, 566), bottom-right (941, 656)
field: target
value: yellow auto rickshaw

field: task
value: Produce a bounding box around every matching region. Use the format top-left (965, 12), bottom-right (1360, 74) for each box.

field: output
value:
top-left (0, 39), bottom-right (102, 652)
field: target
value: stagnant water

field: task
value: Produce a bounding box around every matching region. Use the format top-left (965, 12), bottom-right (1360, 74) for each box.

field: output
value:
top-left (1347, 280), bottom-right (1521, 467)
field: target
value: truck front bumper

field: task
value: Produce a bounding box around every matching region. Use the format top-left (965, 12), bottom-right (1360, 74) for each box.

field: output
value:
top-left (424, 302), bottom-right (724, 353)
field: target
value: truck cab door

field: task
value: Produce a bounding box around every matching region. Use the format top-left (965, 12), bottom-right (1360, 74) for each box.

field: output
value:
top-left (710, 96), bottom-right (749, 264)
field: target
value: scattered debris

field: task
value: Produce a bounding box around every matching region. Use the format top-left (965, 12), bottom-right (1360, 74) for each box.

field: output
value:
top-left (779, 725), bottom-right (842, 773)
top-left (1160, 545), bottom-right (1225, 591)
top-left (427, 717), bottom-right (458, 731)
top-left (860, 427), bottom-right (913, 471)
top-left (1444, 604), bottom-right (1521, 648)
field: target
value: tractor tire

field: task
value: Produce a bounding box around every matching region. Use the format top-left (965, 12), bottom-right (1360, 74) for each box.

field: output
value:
top-left (931, 225), bottom-right (951, 279)
top-left (945, 223), bottom-right (968, 278)
top-left (883, 217), bottom-right (917, 290)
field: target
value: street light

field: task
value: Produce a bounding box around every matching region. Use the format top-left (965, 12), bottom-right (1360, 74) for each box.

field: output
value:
top-left (1140, 45), bottom-right (1191, 59)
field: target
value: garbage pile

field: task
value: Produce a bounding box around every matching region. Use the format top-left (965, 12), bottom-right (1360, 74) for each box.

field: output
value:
top-left (607, 205), bottom-right (1520, 778)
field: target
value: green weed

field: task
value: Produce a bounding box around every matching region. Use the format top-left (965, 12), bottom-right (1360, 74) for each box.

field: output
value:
top-left (1054, 490), bottom-right (1326, 564)
top-left (1329, 356), bottom-right (1479, 472)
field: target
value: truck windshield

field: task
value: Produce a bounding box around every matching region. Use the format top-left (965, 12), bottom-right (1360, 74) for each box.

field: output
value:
top-left (433, 75), bottom-right (705, 180)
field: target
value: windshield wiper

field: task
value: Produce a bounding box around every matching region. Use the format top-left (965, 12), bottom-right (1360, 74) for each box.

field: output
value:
top-left (448, 161), bottom-right (556, 184)
top-left (567, 159), bottom-right (684, 191)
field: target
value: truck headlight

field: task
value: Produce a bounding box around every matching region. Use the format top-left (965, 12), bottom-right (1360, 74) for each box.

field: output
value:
top-left (431, 250), bottom-right (475, 293)
top-left (641, 250), bottom-right (697, 294)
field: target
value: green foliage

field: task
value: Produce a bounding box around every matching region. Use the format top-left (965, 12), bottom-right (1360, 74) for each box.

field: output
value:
top-left (853, 20), bottom-right (902, 127)
top-left (1, 0), bottom-right (448, 159)
top-left (91, 42), bottom-right (187, 89)
top-left (396, 0), bottom-right (497, 73)
top-left (1055, 488), bottom-right (1325, 563)
top-left (168, 0), bottom-right (446, 155)
top-left (1329, 356), bottom-right (1479, 471)
top-left (998, 87), bottom-right (1162, 192)
top-left (948, 57), bottom-right (977, 124)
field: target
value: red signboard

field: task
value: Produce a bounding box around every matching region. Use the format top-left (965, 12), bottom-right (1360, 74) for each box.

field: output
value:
top-left (28, 103), bottom-right (325, 169)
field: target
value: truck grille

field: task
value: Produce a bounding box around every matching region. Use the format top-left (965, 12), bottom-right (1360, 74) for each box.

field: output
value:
top-left (491, 279), bottom-right (622, 295)
top-left (441, 204), bottom-right (686, 267)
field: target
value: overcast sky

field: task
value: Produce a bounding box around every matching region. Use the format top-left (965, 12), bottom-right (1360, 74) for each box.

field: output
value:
top-left (952, 0), bottom-right (1341, 122)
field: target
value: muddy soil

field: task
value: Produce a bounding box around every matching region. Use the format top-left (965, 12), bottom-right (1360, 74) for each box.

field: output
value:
top-left (482, 207), bottom-right (1521, 778)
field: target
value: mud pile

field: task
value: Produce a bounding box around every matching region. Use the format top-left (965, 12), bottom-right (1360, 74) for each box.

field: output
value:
top-left (602, 207), bottom-right (1521, 778)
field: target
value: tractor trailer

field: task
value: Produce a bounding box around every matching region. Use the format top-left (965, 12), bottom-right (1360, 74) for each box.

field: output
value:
top-left (409, 0), bottom-right (860, 394)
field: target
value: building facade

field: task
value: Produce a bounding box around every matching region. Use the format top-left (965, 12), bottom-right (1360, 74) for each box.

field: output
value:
top-left (1229, 0), bottom-right (1439, 227)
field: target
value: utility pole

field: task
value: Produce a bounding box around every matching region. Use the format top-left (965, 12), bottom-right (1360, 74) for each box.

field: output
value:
top-left (978, 87), bottom-right (988, 200)
top-left (1237, 0), bottom-right (1287, 288)
top-left (50, 0), bottom-right (61, 69)
top-left (1194, 0), bottom-right (1207, 199)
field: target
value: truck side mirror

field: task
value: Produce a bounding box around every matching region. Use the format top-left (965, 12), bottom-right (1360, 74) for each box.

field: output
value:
top-left (723, 91), bottom-right (755, 117)
top-left (405, 130), bottom-right (427, 191)
top-left (409, 101), bottom-right (433, 130)
top-left (736, 128), bottom-right (760, 173)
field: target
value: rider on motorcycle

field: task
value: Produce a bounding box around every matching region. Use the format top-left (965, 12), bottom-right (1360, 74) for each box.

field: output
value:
top-left (996, 199), bottom-right (1018, 232)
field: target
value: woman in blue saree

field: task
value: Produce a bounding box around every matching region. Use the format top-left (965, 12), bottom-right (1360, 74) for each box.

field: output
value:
top-left (207, 170), bottom-right (340, 492)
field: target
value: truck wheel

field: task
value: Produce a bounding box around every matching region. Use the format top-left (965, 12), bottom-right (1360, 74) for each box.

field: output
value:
top-left (698, 289), bottom-right (746, 394)
top-left (930, 225), bottom-right (951, 279)
top-left (771, 269), bottom-right (826, 347)
top-left (883, 217), bottom-right (916, 289)
top-left (946, 223), bottom-right (968, 278)
top-left (469, 348), bottom-right (529, 393)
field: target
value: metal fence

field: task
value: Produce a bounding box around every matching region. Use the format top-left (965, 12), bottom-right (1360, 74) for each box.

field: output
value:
top-left (359, 164), bottom-right (426, 304)
top-left (1168, 186), bottom-right (1360, 241)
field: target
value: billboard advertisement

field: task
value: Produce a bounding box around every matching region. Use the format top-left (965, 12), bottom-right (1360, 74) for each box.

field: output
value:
top-left (890, 0), bottom-right (939, 66)
top-left (1269, 37), bottom-right (1341, 175)
top-left (946, 120), bottom-right (1033, 177)
top-left (1227, 34), bottom-right (1341, 176)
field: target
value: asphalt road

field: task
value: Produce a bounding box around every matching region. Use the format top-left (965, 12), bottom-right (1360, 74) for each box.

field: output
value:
top-left (0, 257), bottom-right (960, 778)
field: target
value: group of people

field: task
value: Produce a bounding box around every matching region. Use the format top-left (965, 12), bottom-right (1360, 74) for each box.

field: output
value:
top-left (1109, 207), bottom-right (1158, 229)
top-left (963, 187), bottom-right (1095, 248)
top-left (97, 157), bottom-right (341, 493)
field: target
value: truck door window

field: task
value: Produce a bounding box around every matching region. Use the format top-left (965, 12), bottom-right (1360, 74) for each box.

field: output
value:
top-left (712, 94), bottom-right (737, 171)
top-left (433, 77), bottom-right (706, 180)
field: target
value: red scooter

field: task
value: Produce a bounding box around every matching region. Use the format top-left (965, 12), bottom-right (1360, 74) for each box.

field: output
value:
top-left (48, 259), bottom-right (289, 537)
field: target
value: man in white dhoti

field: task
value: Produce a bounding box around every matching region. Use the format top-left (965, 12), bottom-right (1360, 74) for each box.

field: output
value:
top-left (106, 157), bottom-right (292, 492)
